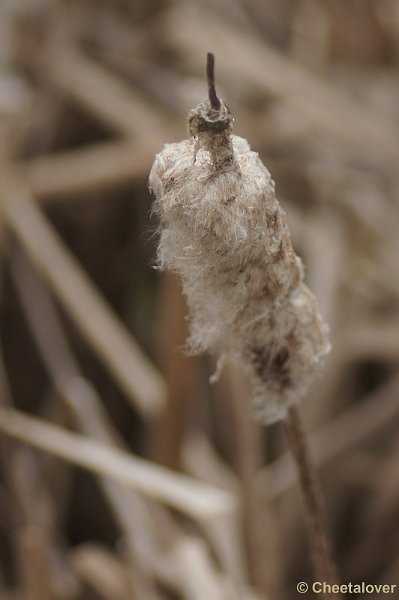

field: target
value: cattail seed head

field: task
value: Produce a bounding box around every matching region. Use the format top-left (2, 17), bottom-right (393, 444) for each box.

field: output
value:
top-left (149, 60), bottom-right (330, 424)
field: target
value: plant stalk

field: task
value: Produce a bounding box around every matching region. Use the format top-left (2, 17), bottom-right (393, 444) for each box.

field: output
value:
top-left (283, 404), bottom-right (342, 596)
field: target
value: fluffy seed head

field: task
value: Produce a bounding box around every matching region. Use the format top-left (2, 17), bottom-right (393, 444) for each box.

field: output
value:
top-left (149, 77), bottom-right (330, 424)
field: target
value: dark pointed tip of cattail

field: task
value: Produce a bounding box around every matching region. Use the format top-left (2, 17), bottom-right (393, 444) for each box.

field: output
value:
top-left (206, 52), bottom-right (221, 110)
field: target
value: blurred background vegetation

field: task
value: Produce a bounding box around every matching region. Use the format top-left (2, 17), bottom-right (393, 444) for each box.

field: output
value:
top-left (0, 0), bottom-right (399, 598)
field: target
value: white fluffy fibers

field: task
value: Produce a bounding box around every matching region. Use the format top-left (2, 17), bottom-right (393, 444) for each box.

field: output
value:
top-left (149, 98), bottom-right (330, 424)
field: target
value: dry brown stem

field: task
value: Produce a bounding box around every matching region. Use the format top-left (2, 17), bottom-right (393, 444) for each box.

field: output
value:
top-left (148, 273), bottom-right (196, 469)
top-left (283, 405), bottom-right (340, 593)
top-left (1, 180), bottom-right (165, 417)
top-left (15, 526), bottom-right (56, 600)
top-left (257, 373), bottom-right (399, 501)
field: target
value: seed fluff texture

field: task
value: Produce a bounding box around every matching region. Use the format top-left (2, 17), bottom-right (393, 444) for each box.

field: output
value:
top-left (149, 66), bottom-right (330, 424)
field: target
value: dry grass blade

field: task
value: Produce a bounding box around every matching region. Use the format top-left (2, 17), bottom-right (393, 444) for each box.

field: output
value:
top-left (45, 47), bottom-right (170, 139)
top-left (15, 526), bottom-right (57, 600)
top-left (0, 345), bottom-right (60, 531)
top-left (1, 181), bottom-right (166, 417)
top-left (22, 140), bottom-right (147, 202)
top-left (0, 405), bottom-right (236, 520)
top-left (20, 131), bottom-right (183, 202)
top-left (171, 536), bottom-right (226, 600)
top-left (70, 544), bottom-right (132, 600)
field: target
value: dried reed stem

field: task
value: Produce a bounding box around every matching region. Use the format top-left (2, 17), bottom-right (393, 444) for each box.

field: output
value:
top-left (1, 180), bottom-right (166, 417)
top-left (150, 53), bottom-right (341, 591)
top-left (283, 405), bottom-right (342, 595)
top-left (257, 373), bottom-right (399, 501)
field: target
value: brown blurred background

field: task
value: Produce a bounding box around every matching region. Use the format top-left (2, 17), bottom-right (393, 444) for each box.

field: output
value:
top-left (0, 0), bottom-right (399, 598)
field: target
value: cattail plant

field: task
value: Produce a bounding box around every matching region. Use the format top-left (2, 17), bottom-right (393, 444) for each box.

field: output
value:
top-left (150, 53), bottom-right (340, 591)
